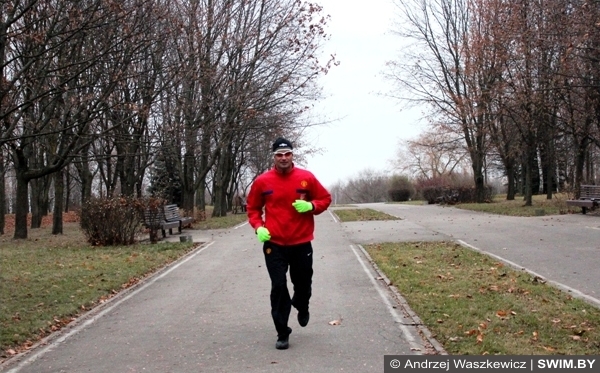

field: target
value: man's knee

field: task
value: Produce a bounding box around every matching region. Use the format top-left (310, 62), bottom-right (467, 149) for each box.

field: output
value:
top-left (271, 278), bottom-right (287, 292)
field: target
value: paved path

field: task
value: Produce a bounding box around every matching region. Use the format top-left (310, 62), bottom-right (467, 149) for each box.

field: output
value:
top-left (2, 210), bottom-right (431, 373)
top-left (4, 203), bottom-right (600, 373)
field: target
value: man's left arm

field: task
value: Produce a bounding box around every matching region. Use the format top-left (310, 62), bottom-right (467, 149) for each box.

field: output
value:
top-left (308, 177), bottom-right (332, 215)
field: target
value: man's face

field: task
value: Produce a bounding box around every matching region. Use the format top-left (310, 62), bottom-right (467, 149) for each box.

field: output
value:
top-left (274, 151), bottom-right (293, 172)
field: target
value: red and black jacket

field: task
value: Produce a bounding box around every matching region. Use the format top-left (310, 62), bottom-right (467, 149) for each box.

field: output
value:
top-left (247, 165), bottom-right (331, 246)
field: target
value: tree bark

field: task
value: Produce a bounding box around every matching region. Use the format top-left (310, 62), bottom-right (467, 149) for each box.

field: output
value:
top-left (0, 152), bottom-right (5, 235)
top-left (53, 169), bottom-right (64, 235)
top-left (14, 171), bottom-right (30, 239)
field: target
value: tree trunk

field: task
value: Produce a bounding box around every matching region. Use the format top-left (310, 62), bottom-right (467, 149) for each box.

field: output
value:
top-left (30, 175), bottom-right (51, 229)
top-left (53, 169), bottom-right (64, 235)
top-left (523, 144), bottom-right (535, 206)
top-left (64, 166), bottom-right (71, 212)
top-left (30, 178), bottom-right (41, 229)
top-left (505, 163), bottom-right (516, 201)
top-left (75, 156), bottom-right (94, 205)
top-left (211, 155), bottom-right (227, 218)
top-left (183, 149), bottom-right (196, 212)
top-left (212, 144), bottom-right (235, 217)
top-left (14, 171), bottom-right (30, 239)
top-left (0, 152), bottom-right (5, 235)
top-left (470, 148), bottom-right (486, 203)
top-left (574, 140), bottom-right (589, 199)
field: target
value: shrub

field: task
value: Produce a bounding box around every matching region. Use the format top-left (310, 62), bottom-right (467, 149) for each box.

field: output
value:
top-left (388, 188), bottom-right (412, 201)
top-left (415, 175), bottom-right (494, 204)
top-left (80, 196), bottom-right (145, 246)
top-left (388, 175), bottom-right (415, 201)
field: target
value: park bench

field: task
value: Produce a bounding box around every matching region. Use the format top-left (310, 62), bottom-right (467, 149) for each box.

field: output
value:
top-left (566, 185), bottom-right (600, 214)
top-left (143, 208), bottom-right (180, 239)
top-left (163, 204), bottom-right (193, 232)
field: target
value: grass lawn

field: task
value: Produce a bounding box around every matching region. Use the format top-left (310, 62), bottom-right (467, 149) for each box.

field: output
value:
top-left (333, 208), bottom-right (400, 221)
top-left (193, 209), bottom-right (248, 229)
top-left (455, 193), bottom-right (577, 216)
top-left (0, 208), bottom-right (247, 360)
top-left (365, 241), bottom-right (600, 355)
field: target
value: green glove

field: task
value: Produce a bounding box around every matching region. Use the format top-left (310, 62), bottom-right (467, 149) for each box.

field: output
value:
top-left (256, 227), bottom-right (271, 242)
top-left (292, 200), bottom-right (313, 213)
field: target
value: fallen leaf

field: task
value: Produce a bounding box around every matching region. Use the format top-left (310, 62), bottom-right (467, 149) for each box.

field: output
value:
top-left (7, 349), bottom-right (16, 356)
top-left (543, 346), bottom-right (555, 352)
top-left (464, 329), bottom-right (478, 336)
top-left (328, 319), bottom-right (342, 326)
top-left (572, 335), bottom-right (581, 341)
top-left (496, 310), bottom-right (507, 318)
top-left (410, 347), bottom-right (421, 351)
top-left (510, 311), bottom-right (517, 315)
top-left (476, 333), bottom-right (484, 344)
top-left (573, 329), bottom-right (586, 336)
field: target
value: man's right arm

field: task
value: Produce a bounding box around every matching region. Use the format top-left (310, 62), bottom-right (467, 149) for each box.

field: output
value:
top-left (246, 179), bottom-right (265, 230)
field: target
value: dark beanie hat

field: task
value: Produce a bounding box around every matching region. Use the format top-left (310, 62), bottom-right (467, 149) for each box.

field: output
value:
top-left (272, 137), bottom-right (293, 154)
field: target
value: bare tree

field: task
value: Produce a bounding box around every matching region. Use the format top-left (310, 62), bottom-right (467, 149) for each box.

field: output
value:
top-left (394, 129), bottom-right (470, 179)
top-left (2, 0), bottom-right (157, 238)
top-left (388, 0), bottom-right (490, 202)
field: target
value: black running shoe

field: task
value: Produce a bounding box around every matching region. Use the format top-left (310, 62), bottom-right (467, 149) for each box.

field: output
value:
top-left (298, 311), bottom-right (310, 327)
top-left (275, 327), bottom-right (292, 350)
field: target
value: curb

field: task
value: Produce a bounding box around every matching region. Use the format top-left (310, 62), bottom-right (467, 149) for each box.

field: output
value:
top-left (355, 244), bottom-right (448, 355)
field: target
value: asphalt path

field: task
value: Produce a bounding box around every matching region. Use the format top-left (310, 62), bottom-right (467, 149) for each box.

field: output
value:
top-left (4, 203), bottom-right (599, 373)
top-left (2, 209), bottom-right (432, 373)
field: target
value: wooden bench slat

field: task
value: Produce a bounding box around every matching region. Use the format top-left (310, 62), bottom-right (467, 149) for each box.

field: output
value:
top-left (143, 207), bottom-right (179, 238)
top-left (565, 200), bottom-right (595, 208)
top-left (163, 204), bottom-right (193, 233)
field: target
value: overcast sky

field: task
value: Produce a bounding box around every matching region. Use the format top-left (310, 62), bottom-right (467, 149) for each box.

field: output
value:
top-left (300, 0), bottom-right (426, 188)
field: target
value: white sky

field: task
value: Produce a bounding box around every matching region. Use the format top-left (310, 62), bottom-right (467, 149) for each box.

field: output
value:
top-left (301, 0), bottom-right (426, 188)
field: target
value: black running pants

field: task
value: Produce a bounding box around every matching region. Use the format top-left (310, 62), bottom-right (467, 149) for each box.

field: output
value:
top-left (263, 241), bottom-right (313, 336)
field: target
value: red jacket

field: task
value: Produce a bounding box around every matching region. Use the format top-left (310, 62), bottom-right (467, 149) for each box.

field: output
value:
top-left (247, 165), bottom-right (331, 246)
